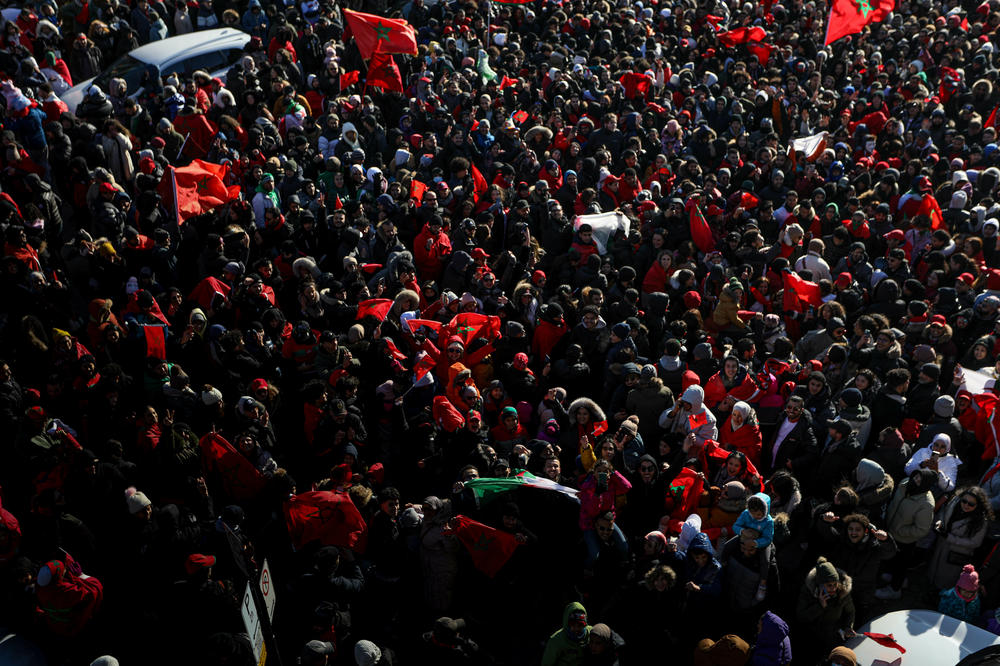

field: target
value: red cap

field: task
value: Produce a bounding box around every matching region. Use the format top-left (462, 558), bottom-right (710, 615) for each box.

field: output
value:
top-left (468, 410), bottom-right (482, 422)
top-left (930, 314), bottom-right (947, 327)
top-left (251, 378), bottom-right (268, 392)
top-left (958, 273), bottom-right (974, 286)
top-left (683, 291), bottom-right (702, 309)
top-left (185, 553), bottom-right (216, 575)
top-left (835, 272), bottom-right (852, 288)
top-left (531, 270), bottom-right (546, 283)
top-left (471, 247), bottom-right (489, 260)
top-left (706, 204), bottom-right (725, 216)
top-left (100, 182), bottom-right (118, 195)
top-left (884, 229), bottom-right (905, 241)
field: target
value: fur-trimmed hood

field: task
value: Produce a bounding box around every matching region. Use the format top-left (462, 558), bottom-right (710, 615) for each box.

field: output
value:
top-left (805, 562), bottom-right (853, 598)
top-left (567, 397), bottom-right (606, 424)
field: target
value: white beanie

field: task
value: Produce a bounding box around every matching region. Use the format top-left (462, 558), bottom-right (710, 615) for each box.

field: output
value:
top-left (202, 386), bottom-right (223, 405)
top-left (125, 487), bottom-right (152, 514)
top-left (354, 640), bottom-right (382, 666)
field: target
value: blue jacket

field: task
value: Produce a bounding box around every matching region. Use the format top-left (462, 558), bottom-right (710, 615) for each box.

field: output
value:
top-left (733, 492), bottom-right (775, 548)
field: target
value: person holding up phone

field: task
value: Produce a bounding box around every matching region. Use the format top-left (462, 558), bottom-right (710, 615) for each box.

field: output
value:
top-left (904, 433), bottom-right (959, 494)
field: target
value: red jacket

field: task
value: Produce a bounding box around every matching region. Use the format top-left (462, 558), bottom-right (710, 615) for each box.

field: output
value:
top-left (717, 418), bottom-right (763, 467)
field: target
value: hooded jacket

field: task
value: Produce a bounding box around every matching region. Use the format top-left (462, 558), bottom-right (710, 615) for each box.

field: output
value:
top-left (541, 602), bottom-right (591, 666)
top-left (733, 493), bottom-right (774, 548)
top-left (659, 384), bottom-right (719, 443)
top-left (749, 611), bottom-right (792, 666)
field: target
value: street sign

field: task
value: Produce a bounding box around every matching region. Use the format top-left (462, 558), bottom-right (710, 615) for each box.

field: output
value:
top-left (241, 583), bottom-right (265, 664)
top-left (260, 559), bottom-right (275, 621)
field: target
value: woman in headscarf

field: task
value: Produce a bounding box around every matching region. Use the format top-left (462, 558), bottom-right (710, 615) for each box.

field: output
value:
top-left (718, 401), bottom-right (762, 467)
top-left (904, 433), bottom-right (960, 495)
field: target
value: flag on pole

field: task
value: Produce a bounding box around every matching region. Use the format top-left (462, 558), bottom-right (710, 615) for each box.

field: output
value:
top-left (157, 160), bottom-right (241, 223)
top-left (824, 0), bottom-right (894, 45)
top-left (343, 9), bottom-right (418, 59)
top-left (445, 515), bottom-right (520, 577)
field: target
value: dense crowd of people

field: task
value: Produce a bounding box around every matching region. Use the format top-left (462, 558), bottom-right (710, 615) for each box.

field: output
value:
top-left (6, 0), bottom-right (1000, 663)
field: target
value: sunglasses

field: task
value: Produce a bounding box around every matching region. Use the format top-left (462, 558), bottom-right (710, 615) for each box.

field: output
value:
top-left (962, 498), bottom-right (977, 507)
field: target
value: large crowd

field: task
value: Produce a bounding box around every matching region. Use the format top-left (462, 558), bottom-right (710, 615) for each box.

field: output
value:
top-left (3, 0), bottom-right (1000, 664)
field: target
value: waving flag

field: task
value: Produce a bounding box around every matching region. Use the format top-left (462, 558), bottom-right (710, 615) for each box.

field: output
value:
top-left (158, 160), bottom-right (242, 223)
top-left (200, 433), bottom-right (266, 502)
top-left (366, 52), bottom-right (403, 92)
top-left (284, 490), bottom-right (368, 551)
top-left (446, 515), bottom-right (520, 577)
top-left (688, 200), bottom-right (715, 253)
top-left (668, 467), bottom-right (705, 519)
top-left (343, 9), bottom-right (417, 59)
top-left (717, 26), bottom-right (767, 46)
top-left (356, 298), bottom-right (393, 321)
top-left (824, 0), bottom-right (894, 45)
top-left (465, 472), bottom-right (578, 503)
top-left (442, 313), bottom-right (502, 346)
top-left (340, 70), bottom-right (361, 90)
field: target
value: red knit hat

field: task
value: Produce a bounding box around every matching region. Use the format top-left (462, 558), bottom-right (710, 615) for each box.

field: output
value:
top-left (683, 291), bottom-right (702, 309)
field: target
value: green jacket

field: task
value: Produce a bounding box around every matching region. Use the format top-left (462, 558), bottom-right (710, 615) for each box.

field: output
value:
top-left (541, 602), bottom-right (590, 666)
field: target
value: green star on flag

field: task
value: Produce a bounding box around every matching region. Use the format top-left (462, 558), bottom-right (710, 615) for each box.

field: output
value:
top-left (343, 8), bottom-right (418, 60)
top-left (197, 176), bottom-right (211, 192)
top-left (854, 0), bottom-right (872, 17)
top-left (374, 21), bottom-right (391, 41)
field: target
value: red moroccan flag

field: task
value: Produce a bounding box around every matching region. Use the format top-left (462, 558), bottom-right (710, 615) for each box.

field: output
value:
top-left (188, 276), bottom-right (232, 310)
top-left (688, 200), bottom-right (715, 253)
top-left (783, 271), bottom-right (823, 311)
top-left (340, 70), bottom-right (361, 90)
top-left (499, 76), bottom-right (519, 90)
top-left (667, 468), bottom-right (705, 520)
top-left (717, 26), bottom-right (766, 47)
top-left (443, 313), bottom-right (502, 346)
top-left (916, 192), bottom-right (944, 230)
top-left (384, 338), bottom-right (407, 361)
top-left (410, 179), bottom-right (428, 206)
top-left (367, 52), bottom-right (403, 92)
top-left (824, 0), bottom-right (894, 45)
top-left (343, 9), bottom-right (417, 59)
top-left (471, 163), bottom-right (488, 202)
top-left (413, 353), bottom-right (437, 381)
top-left (446, 515), bottom-right (520, 577)
top-left (746, 41), bottom-right (773, 65)
top-left (143, 325), bottom-right (166, 359)
top-left (704, 14), bottom-right (724, 30)
top-left (284, 490), bottom-right (368, 551)
top-left (862, 633), bottom-right (906, 654)
top-left (405, 318), bottom-right (443, 335)
top-left (200, 433), bottom-right (266, 502)
top-left (356, 298), bottom-right (393, 321)
top-left (157, 160), bottom-right (241, 223)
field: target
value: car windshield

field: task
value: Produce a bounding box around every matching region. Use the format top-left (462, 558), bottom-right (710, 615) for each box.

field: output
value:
top-left (92, 54), bottom-right (153, 95)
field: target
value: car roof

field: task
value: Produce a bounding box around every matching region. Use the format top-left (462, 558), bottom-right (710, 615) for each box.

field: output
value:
top-left (129, 28), bottom-right (249, 67)
top-left (846, 610), bottom-right (1000, 666)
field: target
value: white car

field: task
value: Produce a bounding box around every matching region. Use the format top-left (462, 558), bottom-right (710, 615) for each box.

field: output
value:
top-left (62, 28), bottom-right (250, 113)
top-left (845, 610), bottom-right (1000, 665)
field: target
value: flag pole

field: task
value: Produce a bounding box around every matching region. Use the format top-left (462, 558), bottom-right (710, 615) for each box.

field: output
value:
top-left (169, 165), bottom-right (181, 227)
top-left (486, 0), bottom-right (491, 52)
